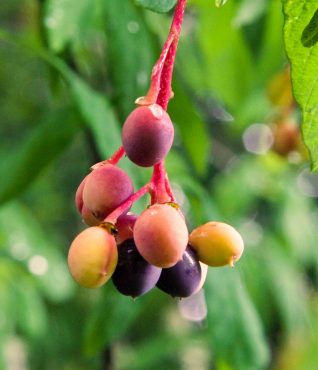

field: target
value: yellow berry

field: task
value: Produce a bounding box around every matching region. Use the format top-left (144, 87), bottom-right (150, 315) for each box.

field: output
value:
top-left (189, 222), bottom-right (244, 267)
top-left (68, 226), bottom-right (118, 288)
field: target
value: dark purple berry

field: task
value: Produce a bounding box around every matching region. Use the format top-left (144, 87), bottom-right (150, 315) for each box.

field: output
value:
top-left (156, 245), bottom-right (201, 298)
top-left (112, 239), bottom-right (161, 298)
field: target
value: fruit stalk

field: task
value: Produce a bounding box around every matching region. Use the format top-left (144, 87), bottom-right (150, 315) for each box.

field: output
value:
top-left (136, 0), bottom-right (187, 108)
top-left (151, 0), bottom-right (187, 203)
top-left (91, 146), bottom-right (125, 170)
top-left (104, 184), bottom-right (150, 224)
top-left (156, 0), bottom-right (187, 110)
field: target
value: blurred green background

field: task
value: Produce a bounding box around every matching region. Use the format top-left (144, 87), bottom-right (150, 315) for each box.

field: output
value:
top-left (1, 0), bottom-right (318, 369)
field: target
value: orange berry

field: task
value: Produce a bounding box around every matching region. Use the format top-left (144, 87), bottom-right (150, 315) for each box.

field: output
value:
top-left (134, 204), bottom-right (188, 268)
top-left (68, 226), bottom-right (118, 288)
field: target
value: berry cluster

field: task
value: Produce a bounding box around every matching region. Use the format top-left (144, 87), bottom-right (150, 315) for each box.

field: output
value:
top-left (67, 0), bottom-right (244, 299)
top-left (68, 104), bottom-right (244, 298)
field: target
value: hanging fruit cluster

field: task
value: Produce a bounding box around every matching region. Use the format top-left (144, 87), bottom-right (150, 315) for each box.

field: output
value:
top-left (67, 0), bottom-right (244, 299)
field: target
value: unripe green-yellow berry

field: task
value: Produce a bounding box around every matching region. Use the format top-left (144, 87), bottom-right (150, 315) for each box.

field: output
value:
top-left (189, 222), bottom-right (244, 267)
top-left (68, 226), bottom-right (118, 288)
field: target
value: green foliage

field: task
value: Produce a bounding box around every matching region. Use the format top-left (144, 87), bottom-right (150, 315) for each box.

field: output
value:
top-left (0, 108), bottom-right (81, 205)
top-left (135, 0), bottom-right (177, 13)
top-left (1, 0), bottom-right (318, 369)
top-left (282, 0), bottom-right (318, 170)
top-left (215, 0), bottom-right (229, 8)
top-left (205, 270), bottom-right (269, 370)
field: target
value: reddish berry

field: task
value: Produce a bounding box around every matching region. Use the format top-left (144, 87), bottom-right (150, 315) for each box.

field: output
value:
top-left (83, 164), bottom-right (133, 220)
top-left (122, 104), bottom-right (174, 167)
top-left (134, 204), bottom-right (188, 268)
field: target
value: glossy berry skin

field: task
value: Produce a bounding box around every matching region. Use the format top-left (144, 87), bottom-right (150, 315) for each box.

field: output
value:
top-left (75, 177), bottom-right (86, 213)
top-left (189, 222), bottom-right (244, 267)
top-left (112, 239), bottom-right (161, 298)
top-left (156, 245), bottom-right (201, 298)
top-left (194, 262), bottom-right (208, 293)
top-left (115, 213), bottom-right (137, 245)
top-left (134, 204), bottom-right (188, 268)
top-left (75, 177), bottom-right (102, 226)
top-left (82, 164), bottom-right (134, 220)
top-left (122, 104), bottom-right (174, 167)
top-left (68, 226), bottom-right (118, 288)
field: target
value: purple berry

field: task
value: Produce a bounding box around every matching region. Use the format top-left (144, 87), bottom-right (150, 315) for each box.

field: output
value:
top-left (156, 245), bottom-right (202, 298)
top-left (112, 239), bottom-right (162, 298)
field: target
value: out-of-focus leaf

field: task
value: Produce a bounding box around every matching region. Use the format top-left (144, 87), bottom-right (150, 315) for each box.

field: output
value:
top-left (44, 0), bottom-right (98, 52)
top-left (169, 80), bottom-right (210, 175)
top-left (215, 0), bottom-right (228, 7)
top-left (104, 0), bottom-right (156, 119)
top-left (196, 1), bottom-right (255, 110)
top-left (14, 278), bottom-right (47, 339)
top-left (69, 77), bottom-right (122, 156)
top-left (0, 202), bottom-right (75, 302)
top-left (135, 0), bottom-right (177, 13)
top-left (282, 1), bottom-right (318, 170)
top-left (0, 108), bottom-right (81, 205)
top-left (257, 0), bottom-right (286, 84)
top-left (0, 30), bottom-right (122, 159)
top-left (264, 245), bottom-right (310, 333)
top-left (165, 151), bottom-right (218, 226)
top-left (279, 185), bottom-right (317, 266)
top-left (205, 269), bottom-right (270, 370)
top-left (0, 259), bottom-right (47, 339)
top-left (117, 334), bottom-right (195, 370)
top-left (233, 0), bottom-right (266, 27)
top-left (83, 284), bottom-right (143, 356)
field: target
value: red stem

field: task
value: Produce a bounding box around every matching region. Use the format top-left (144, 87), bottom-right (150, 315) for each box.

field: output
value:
top-left (137, 0), bottom-right (187, 109)
top-left (100, 0), bottom-right (187, 222)
top-left (104, 184), bottom-right (150, 224)
top-left (156, 0), bottom-right (187, 110)
top-left (151, 0), bottom-right (187, 203)
top-left (91, 146), bottom-right (125, 170)
top-left (164, 173), bottom-right (176, 202)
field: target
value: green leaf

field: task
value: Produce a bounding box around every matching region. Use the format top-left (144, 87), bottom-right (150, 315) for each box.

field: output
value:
top-left (257, 0), bottom-right (285, 84)
top-left (0, 108), bottom-right (81, 205)
top-left (301, 8), bottom-right (318, 48)
top-left (195, 1), bottom-right (255, 110)
top-left (233, 0), bottom-right (267, 27)
top-left (169, 80), bottom-right (210, 175)
top-left (135, 0), bottom-right (177, 13)
top-left (83, 284), bottom-right (143, 355)
top-left (264, 245), bottom-right (310, 333)
top-left (205, 269), bottom-right (270, 370)
top-left (215, 0), bottom-right (228, 7)
top-left (0, 202), bottom-right (76, 302)
top-left (14, 278), bottom-right (47, 339)
top-left (104, 0), bottom-right (156, 119)
top-left (0, 30), bottom-right (122, 159)
top-left (282, 1), bottom-right (318, 170)
top-left (69, 77), bottom-right (122, 157)
top-left (44, 0), bottom-right (98, 52)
